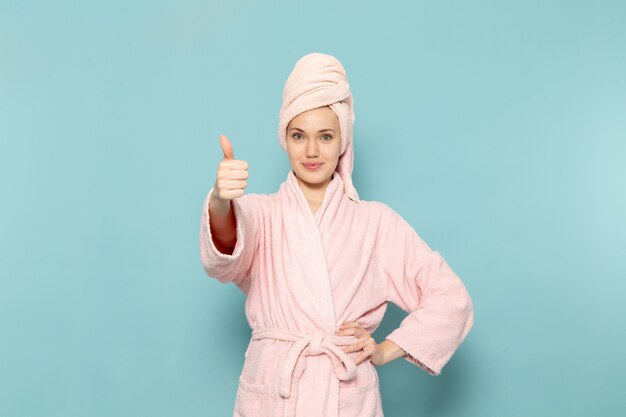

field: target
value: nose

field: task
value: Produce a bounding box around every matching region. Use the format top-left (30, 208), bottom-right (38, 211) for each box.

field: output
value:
top-left (305, 138), bottom-right (319, 157)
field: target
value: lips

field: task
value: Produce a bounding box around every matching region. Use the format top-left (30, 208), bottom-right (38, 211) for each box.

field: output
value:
top-left (303, 163), bottom-right (322, 169)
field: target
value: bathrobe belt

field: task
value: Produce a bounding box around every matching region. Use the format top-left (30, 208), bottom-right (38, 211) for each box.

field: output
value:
top-left (251, 327), bottom-right (358, 400)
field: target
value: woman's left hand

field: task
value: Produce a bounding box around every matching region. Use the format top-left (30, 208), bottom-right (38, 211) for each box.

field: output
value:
top-left (336, 321), bottom-right (386, 366)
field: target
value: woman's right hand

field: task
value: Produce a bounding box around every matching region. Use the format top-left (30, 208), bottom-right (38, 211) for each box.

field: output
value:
top-left (213, 134), bottom-right (249, 201)
top-left (208, 134), bottom-right (247, 252)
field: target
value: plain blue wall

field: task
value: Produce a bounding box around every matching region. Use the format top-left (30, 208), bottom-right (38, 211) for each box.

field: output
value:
top-left (1, 1), bottom-right (625, 416)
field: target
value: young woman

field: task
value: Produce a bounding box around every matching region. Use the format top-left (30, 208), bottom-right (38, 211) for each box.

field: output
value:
top-left (200, 52), bottom-right (474, 417)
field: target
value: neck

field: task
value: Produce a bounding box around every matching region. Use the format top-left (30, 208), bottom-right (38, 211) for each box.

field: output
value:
top-left (295, 173), bottom-right (333, 209)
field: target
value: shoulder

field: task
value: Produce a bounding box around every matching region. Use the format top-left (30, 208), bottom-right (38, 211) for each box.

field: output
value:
top-left (229, 192), bottom-right (264, 214)
top-left (232, 190), bottom-right (276, 205)
top-left (231, 191), bottom-right (277, 216)
top-left (358, 199), bottom-right (404, 223)
top-left (358, 199), bottom-right (418, 240)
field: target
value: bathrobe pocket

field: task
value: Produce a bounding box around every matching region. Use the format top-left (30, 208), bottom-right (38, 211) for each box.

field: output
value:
top-left (338, 362), bottom-right (382, 416)
top-left (234, 375), bottom-right (270, 417)
top-left (234, 339), bottom-right (279, 417)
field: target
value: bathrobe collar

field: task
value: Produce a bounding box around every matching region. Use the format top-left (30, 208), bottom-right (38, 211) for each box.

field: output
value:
top-left (284, 169), bottom-right (344, 226)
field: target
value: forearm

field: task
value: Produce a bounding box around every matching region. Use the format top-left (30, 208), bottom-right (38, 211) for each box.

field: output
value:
top-left (208, 194), bottom-right (237, 252)
top-left (379, 339), bottom-right (407, 365)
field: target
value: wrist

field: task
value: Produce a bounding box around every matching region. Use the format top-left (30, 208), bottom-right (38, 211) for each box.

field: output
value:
top-left (209, 193), bottom-right (231, 216)
top-left (379, 339), bottom-right (407, 365)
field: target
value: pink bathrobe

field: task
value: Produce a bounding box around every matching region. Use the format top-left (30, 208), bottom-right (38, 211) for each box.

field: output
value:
top-left (199, 169), bottom-right (474, 417)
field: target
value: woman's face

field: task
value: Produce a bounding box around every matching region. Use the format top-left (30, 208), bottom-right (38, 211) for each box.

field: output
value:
top-left (286, 106), bottom-right (342, 191)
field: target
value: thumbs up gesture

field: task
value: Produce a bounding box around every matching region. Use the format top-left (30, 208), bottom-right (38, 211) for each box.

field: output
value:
top-left (213, 134), bottom-right (249, 201)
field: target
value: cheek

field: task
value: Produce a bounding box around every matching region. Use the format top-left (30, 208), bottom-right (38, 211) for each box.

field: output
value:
top-left (334, 143), bottom-right (342, 159)
top-left (286, 144), bottom-right (300, 161)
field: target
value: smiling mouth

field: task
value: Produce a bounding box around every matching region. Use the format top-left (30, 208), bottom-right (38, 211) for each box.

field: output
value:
top-left (302, 163), bottom-right (322, 169)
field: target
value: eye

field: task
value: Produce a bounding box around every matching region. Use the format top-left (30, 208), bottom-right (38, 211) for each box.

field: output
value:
top-left (321, 134), bottom-right (333, 141)
top-left (292, 132), bottom-right (303, 140)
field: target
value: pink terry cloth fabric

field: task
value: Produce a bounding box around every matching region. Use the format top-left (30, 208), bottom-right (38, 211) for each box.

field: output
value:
top-left (278, 52), bottom-right (359, 202)
top-left (199, 171), bottom-right (475, 417)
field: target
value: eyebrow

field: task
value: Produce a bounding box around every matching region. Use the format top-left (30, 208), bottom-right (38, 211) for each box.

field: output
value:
top-left (289, 128), bottom-right (336, 133)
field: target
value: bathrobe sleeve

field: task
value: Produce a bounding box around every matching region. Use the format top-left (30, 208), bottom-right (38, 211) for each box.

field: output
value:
top-left (380, 205), bottom-right (474, 376)
top-left (199, 187), bottom-right (261, 295)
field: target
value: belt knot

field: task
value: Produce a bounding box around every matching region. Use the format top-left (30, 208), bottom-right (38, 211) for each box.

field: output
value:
top-left (250, 327), bottom-right (358, 401)
top-left (307, 331), bottom-right (326, 356)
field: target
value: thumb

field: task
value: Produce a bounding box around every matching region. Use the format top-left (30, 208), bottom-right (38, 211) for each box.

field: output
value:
top-left (219, 134), bottom-right (235, 160)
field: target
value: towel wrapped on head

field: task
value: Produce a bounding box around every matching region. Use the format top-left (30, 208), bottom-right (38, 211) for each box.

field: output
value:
top-left (278, 52), bottom-right (360, 202)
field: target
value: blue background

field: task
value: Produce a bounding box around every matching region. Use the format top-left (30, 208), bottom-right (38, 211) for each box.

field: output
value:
top-left (1, 1), bottom-right (625, 416)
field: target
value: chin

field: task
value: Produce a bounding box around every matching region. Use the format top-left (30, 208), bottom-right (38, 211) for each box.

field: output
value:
top-left (295, 167), bottom-right (334, 185)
